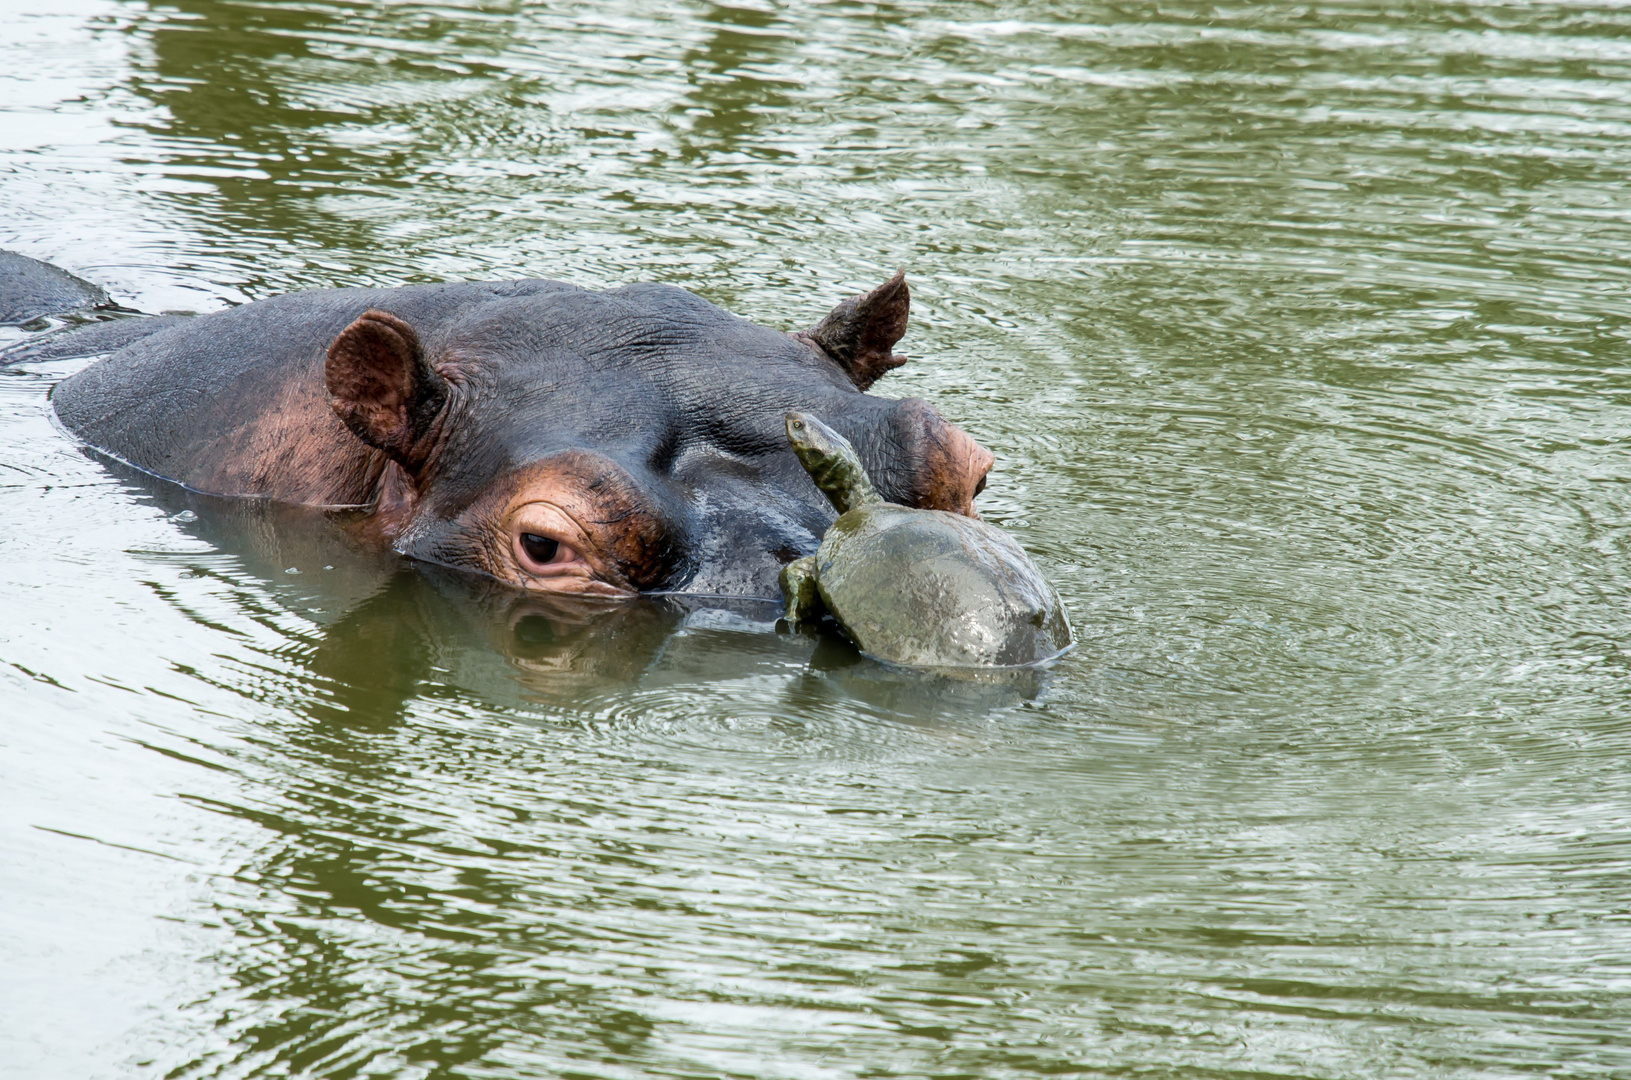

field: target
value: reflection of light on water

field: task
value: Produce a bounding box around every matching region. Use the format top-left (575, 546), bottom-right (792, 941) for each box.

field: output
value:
top-left (6, 0), bottom-right (1631, 1075)
top-left (674, 605), bottom-right (778, 636)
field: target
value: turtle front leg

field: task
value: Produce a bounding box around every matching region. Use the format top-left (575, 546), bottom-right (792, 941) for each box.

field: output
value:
top-left (779, 555), bottom-right (823, 627)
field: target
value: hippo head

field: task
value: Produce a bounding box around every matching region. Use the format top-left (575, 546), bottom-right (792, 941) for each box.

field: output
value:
top-left (323, 274), bottom-right (994, 599)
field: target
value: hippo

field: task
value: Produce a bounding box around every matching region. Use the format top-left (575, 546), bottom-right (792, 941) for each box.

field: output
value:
top-left (0, 250), bottom-right (109, 326)
top-left (36, 264), bottom-right (994, 599)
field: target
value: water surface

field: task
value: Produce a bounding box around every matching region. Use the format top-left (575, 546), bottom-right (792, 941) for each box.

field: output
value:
top-left (4, 1), bottom-right (1631, 1077)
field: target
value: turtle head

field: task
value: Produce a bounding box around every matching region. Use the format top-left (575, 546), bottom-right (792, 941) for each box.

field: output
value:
top-left (785, 411), bottom-right (882, 515)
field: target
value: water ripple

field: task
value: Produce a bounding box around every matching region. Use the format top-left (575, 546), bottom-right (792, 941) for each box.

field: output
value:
top-left (7, 1), bottom-right (1631, 1077)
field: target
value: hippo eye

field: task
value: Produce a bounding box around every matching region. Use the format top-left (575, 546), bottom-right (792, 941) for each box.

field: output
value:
top-left (520, 532), bottom-right (571, 567)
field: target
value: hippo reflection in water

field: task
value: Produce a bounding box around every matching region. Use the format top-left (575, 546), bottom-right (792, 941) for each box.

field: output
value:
top-left (21, 257), bottom-right (993, 600)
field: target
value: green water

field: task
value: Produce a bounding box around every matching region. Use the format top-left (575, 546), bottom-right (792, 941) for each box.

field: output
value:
top-left (5, 1), bottom-right (1631, 1076)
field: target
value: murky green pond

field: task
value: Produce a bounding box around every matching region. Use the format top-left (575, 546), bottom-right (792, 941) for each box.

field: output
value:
top-left (5, 1), bottom-right (1631, 1076)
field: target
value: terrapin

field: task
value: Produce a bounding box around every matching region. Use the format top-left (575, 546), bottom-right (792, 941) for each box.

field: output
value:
top-left (780, 411), bottom-right (1072, 668)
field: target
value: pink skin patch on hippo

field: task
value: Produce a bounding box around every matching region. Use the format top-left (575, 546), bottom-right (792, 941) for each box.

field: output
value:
top-left (945, 425), bottom-right (996, 519)
top-left (455, 451), bottom-right (674, 597)
top-left (891, 399), bottom-right (995, 519)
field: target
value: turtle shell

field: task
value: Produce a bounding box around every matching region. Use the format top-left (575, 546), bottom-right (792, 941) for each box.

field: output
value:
top-left (814, 504), bottom-right (1072, 668)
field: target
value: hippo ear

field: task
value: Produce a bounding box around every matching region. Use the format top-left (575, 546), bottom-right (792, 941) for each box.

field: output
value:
top-left (326, 309), bottom-right (449, 472)
top-left (799, 271), bottom-right (910, 391)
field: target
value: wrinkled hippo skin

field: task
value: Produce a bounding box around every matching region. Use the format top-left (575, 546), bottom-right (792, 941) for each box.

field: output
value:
top-left (48, 269), bottom-right (994, 599)
top-left (0, 250), bottom-right (108, 326)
